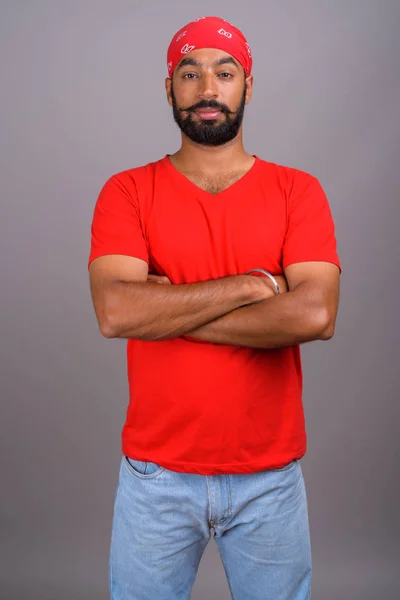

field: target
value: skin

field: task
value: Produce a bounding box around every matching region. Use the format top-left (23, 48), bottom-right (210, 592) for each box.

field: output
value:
top-left (89, 47), bottom-right (340, 348)
top-left (165, 48), bottom-right (255, 177)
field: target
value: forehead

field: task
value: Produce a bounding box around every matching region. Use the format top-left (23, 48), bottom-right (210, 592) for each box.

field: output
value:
top-left (176, 48), bottom-right (240, 70)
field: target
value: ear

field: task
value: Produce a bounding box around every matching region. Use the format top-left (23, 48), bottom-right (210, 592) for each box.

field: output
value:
top-left (165, 78), bottom-right (173, 107)
top-left (245, 74), bottom-right (254, 105)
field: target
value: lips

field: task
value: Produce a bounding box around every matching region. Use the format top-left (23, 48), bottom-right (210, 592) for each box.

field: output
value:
top-left (195, 108), bottom-right (222, 120)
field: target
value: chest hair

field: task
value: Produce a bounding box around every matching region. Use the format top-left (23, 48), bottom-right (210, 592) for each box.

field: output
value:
top-left (183, 170), bottom-right (249, 195)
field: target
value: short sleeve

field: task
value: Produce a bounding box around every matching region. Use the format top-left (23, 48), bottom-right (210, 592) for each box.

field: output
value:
top-left (282, 173), bottom-right (341, 272)
top-left (88, 173), bottom-right (149, 269)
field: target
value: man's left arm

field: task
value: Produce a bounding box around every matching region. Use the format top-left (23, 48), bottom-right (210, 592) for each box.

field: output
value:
top-left (185, 261), bottom-right (340, 349)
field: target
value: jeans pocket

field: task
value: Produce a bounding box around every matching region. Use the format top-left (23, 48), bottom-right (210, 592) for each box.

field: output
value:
top-left (124, 455), bottom-right (165, 479)
top-left (271, 459), bottom-right (298, 472)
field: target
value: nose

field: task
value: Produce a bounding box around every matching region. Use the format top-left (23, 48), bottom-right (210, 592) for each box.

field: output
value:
top-left (197, 72), bottom-right (218, 100)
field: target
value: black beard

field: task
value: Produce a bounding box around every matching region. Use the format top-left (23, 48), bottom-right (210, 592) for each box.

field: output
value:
top-left (171, 83), bottom-right (247, 147)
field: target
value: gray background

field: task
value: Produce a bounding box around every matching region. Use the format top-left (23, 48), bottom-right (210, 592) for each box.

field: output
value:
top-left (1, 1), bottom-right (399, 599)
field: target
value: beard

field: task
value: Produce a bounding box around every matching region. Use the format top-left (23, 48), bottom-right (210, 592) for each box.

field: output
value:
top-left (171, 82), bottom-right (247, 147)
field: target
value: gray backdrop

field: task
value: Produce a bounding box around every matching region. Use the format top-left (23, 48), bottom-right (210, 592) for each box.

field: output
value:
top-left (1, 1), bottom-right (399, 599)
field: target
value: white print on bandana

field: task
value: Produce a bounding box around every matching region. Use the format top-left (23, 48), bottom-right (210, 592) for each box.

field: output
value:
top-left (195, 16), bottom-right (206, 21)
top-left (181, 43), bottom-right (195, 54)
top-left (245, 42), bottom-right (252, 57)
top-left (218, 28), bottom-right (232, 39)
top-left (176, 31), bottom-right (186, 42)
top-left (167, 61), bottom-right (172, 72)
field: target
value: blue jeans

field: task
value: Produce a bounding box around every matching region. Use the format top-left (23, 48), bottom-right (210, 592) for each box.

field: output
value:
top-left (109, 455), bottom-right (312, 599)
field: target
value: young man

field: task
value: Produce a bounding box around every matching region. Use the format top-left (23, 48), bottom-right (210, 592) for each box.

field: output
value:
top-left (88, 15), bottom-right (341, 600)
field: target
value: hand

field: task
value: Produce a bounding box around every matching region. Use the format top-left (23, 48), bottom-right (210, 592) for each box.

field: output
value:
top-left (147, 274), bottom-right (172, 284)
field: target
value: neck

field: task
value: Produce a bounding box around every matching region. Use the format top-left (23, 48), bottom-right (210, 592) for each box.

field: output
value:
top-left (171, 129), bottom-right (251, 173)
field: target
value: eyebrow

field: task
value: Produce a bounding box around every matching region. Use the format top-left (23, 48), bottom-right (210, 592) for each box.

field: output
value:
top-left (176, 56), bottom-right (239, 72)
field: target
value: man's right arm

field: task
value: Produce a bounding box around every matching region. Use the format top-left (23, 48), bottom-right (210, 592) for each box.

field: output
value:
top-left (89, 255), bottom-right (271, 341)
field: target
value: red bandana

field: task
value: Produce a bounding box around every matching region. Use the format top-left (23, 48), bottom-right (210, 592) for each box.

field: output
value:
top-left (167, 16), bottom-right (252, 78)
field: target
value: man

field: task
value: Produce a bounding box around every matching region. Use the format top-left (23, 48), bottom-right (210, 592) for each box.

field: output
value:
top-left (88, 15), bottom-right (341, 600)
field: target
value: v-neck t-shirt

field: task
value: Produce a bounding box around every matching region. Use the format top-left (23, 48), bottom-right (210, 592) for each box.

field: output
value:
top-left (88, 155), bottom-right (341, 475)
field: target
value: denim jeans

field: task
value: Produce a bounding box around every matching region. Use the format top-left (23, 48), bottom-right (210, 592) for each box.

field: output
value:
top-left (109, 455), bottom-right (312, 599)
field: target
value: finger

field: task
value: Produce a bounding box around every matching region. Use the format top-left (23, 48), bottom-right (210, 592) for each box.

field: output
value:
top-left (147, 275), bottom-right (160, 283)
top-left (147, 274), bottom-right (171, 284)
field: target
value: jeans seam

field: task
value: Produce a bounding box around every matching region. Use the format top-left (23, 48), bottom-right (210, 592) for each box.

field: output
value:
top-left (205, 476), bottom-right (213, 523)
top-left (226, 475), bottom-right (232, 522)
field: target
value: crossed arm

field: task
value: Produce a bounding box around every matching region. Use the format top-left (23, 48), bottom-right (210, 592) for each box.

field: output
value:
top-left (89, 255), bottom-right (340, 349)
top-left (183, 262), bottom-right (339, 347)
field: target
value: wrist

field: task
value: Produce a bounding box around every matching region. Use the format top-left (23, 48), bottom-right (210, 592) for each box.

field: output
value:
top-left (238, 274), bottom-right (272, 304)
top-left (246, 270), bottom-right (281, 301)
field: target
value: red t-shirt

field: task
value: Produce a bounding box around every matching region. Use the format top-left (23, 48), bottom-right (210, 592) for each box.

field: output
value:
top-left (88, 155), bottom-right (341, 475)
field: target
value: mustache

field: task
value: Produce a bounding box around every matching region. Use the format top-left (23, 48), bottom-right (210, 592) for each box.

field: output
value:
top-left (179, 100), bottom-right (236, 114)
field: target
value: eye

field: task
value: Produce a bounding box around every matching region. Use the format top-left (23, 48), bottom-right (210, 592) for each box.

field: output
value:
top-left (218, 72), bottom-right (233, 78)
top-left (183, 73), bottom-right (198, 79)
